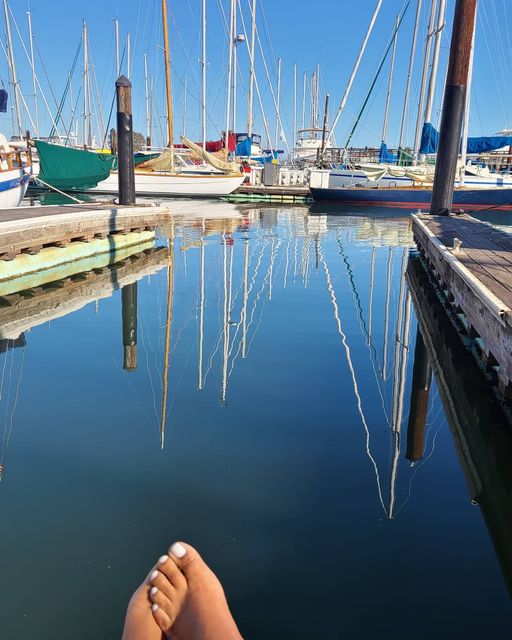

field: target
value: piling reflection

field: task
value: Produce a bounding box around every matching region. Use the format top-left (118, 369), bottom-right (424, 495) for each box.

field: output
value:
top-left (406, 253), bottom-right (512, 597)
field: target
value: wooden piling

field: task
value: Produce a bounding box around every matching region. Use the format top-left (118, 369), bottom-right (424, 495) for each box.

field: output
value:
top-left (430, 0), bottom-right (477, 215)
top-left (406, 327), bottom-right (432, 462)
top-left (116, 75), bottom-right (136, 205)
top-left (122, 282), bottom-right (137, 370)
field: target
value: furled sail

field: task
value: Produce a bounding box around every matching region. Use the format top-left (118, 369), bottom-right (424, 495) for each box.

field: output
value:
top-left (180, 137), bottom-right (242, 175)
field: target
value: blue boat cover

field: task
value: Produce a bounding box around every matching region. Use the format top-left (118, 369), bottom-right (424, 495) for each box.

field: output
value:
top-left (235, 136), bottom-right (252, 157)
top-left (379, 142), bottom-right (398, 163)
top-left (420, 122), bottom-right (512, 154)
top-left (0, 89), bottom-right (7, 113)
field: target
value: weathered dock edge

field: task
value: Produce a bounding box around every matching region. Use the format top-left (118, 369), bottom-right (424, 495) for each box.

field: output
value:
top-left (411, 212), bottom-right (512, 395)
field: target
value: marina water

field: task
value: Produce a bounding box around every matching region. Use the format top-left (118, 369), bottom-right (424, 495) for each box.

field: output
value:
top-left (0, 199), bottom-right (510, 638)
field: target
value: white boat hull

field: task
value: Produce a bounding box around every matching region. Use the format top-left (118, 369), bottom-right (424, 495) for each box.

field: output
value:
top-left (0, 168), bottom-right (30, 209)
top-left (86, 171), bottom-right (245, 197)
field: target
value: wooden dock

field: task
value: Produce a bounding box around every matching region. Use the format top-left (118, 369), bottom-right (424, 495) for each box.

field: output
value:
top-left (412, 212), bottom-right (512, 395)
top-left (230, 184), bottom-right (311, 203)
top-left (0, 203), bottom-right (171, 261)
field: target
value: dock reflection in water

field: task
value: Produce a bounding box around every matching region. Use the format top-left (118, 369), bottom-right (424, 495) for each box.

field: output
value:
top-left (0, 203), bottom-right (510, 639)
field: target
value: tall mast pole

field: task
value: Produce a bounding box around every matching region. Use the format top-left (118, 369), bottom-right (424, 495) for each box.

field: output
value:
top-left (247, 0), bottom-right (256, 136)
top-left (225, 0), bottom-right (234, 150)
top-left (460, 2), bottom-right (477, 184)
top-left (398, 0), bottom-right (423, 151)
top-left (114, 18), bottom-right (120, 78)
top-left (381, 15), bottom-right (399, 145)
top-left (301, 71), bottom-right (306, 130)
top-left (232, 2), bottom-right (237, 134)
top-left (274, 57), bottom-right (281, 150)
top-left (327, 0), bottom-right (383, 147)
top-left (431, 0), bottom-right (477, 215)
top-left (413, 0), bottom-right (438, 163)
top-left (144, 52), bottom-right (150, 143)
top-left (201, 0), bottom-right (207, 150)
top-left (4, 0), bottom-right (22, 138)
top-left (315, 63), bottom-right (320, 129)
top-left (26, 10), bottom-right (39, 137)
top-left (182, 74), bottom-right (188, 138)
top-left (83, 19), bottom-right (88, 147)
top-left (127, 32), bottom-right (131, 79)
top-left (161, 0), bottom-right (174, 160)
top-left (293, 63), bottom-right (297, 153)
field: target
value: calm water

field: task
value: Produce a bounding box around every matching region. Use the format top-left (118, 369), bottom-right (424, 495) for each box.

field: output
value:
top-left (0, 199), bottom-right (510, 638)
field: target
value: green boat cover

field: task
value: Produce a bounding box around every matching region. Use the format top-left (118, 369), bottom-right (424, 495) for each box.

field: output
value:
top-left (35, 140), bottom-right (115, 190)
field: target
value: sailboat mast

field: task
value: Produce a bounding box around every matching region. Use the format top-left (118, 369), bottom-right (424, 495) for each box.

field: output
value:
top-left (198, 233), bottom-right (205, 390)
top-left (232, 2), bottom-right (237, 134)
top-left (242, 237), bottom-right (249, 358)
top-left (201, 0), bottom-right (207, 150)
top-left (4, 0), bottom-right (22, 138)
top-left (225, 0), bottom-right (234, 150)
top-left (160, 230), bottom-right (174, 450)
top-left (327, 0), bottom-right (383, 147)
top-left (293, 63), bottom-right (297, 154)
top-left (247, 0), bottom-right (256, 136)
top-left (274, 58), bottom-right (282, 150)
top-left (301, 71), bottom-right (306, 130)
top-left (413, 0), bottom-right (438, 162)
top-left (460, 2), bottom-right (477, 184)
top-left (114, 18), bottom-right (120, 77)
top-left (26, 10), bottom-right (39, 137)
top-left (182, 74), bottom-right (188, 138)
top-left (398, 0), bottom-right (423, 151)
top-left (161, 0), bottom-right (174, 157)
top-left (315, 63), bottom-right (320, 129)
top-left (144, 52), bottom-right (150, 143)
top-left (83, 19), bottom-right (89, 147)
top-left (381, 15), bottom-right (399, 144)
top-left (127, 32), bottom-right (131, 79)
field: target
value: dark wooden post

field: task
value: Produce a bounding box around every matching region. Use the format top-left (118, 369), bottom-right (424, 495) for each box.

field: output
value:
top-left (110, 128), bottom-right (118, 155)
top-left (406, 327), bottom-right (432, 461)
top-left (116, 75), bottom-right (136, 205)
top-left (122, 283), bottom-right (137, 370)
top-left (430, 0), bottom-right (477, 215)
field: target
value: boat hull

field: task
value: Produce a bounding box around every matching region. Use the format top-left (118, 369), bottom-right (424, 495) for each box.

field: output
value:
top-left (0, 170), bottom-right (30, 208)
top-left (309, 186), bottom-right (512, 211)
top-left (85, 172), bottom-right (245, 198)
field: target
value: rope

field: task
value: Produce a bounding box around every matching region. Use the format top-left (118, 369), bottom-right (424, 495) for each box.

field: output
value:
top-left (33, 177), bottom-right (84, 204)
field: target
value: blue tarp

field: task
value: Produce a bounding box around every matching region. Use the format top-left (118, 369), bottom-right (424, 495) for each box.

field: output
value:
top-left (0, 89), bottom-right (7, 113)
top-left (420, 122), bottom-right (512, 155)
top-left (379, 142), bottom-right (398, 163)
top-left (235, 136), bottom-right (252, 157)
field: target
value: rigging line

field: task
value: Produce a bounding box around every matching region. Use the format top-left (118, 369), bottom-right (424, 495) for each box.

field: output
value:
top-left (479, 2), bottom-right (508, 127)
top-left (319, 247), bottom-right (387, 516)
top-left (2, 343), bottom-right (15, 459)
top-left (244, 241), bottom-right (275, 356)
top-left (101, 46), bottom-right (126, 149)
top-left (0, 343), bottom-right (10, 403)
top-left (49, 36), bottom-right (82, 140)
top-left (0, 39), bottom-right (37, 133)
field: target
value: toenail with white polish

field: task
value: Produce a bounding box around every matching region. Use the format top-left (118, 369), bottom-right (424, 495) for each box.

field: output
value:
top-left (150, 587), bottom-right (158, 596)
top-left (150, 570), bottom-right (159, 581)
top-left (170, 542), bottom-right (187, 558)
top-left (152, 603), bottom-right (159, 612)
top-left (158, 555), bottom-right (169, 564)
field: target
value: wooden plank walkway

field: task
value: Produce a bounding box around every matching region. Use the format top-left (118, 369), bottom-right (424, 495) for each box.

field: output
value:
top-left (0, 203), bottom-right (171, 261)
top-left (412, 212), bottom-right (512, 394)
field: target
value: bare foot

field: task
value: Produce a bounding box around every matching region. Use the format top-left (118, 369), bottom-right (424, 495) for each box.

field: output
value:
top-left (149, 542), bottom-right (242, 640)
top-left (121, 568), bottom-right (164, 640)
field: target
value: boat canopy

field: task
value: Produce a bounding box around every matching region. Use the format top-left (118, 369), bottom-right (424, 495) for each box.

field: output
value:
top-left (420, 122), bottom-right (512, 155)
top-left (35, 140), bottom-right (115, 190)
top-left (378, 143), bottom-right (397, 163)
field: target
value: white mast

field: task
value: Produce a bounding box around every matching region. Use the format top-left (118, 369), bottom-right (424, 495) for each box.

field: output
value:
top-left (315, 63), bottom-right (320, 129)
top-left (460, 2), bottom-right (477, 184)
top-left (327, 0), bottom-right (383, 147)
top-left (301, 71), bottom-right (306, 130)
top-left (274, 57), bottom-right (281, 150)
top-left (247, 0), bottom-right (256, 136)
top-left (4, 0), bottom-right (22, 138)
top-left (398, 0), bottom-right (423, 151)
top-left (201, 0), bottom-right (207, 150)
top-left (127, 32), bottom-right (131, 79)
top-left (232, 1), bottom-right (237, 134)
top-left (182, 74), bottom-right (188, 138)
top-left (225, 0), bottom-right (234, 150)
top-left (26, 10), bottom-right (39, 137)
top-left (198, 232), bottom-right (205, 390)
top-left (242, 237), bottom-right (249, 358)
top-left (114, 18), bottom-right (120, 77)
top-left (293, 63), bottom-right (297, 153)
top-left (83, 19), bottom-right (90, 147)
top-left (381, 15), bottom-right (399, 144)
top-left (413, 0), bottom-right (438, 162)
top-left (144, 52), bottom-right (150, 142)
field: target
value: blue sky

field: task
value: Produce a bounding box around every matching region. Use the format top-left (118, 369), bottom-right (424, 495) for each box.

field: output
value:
top-left (1, 0), bottom-right (510, 149)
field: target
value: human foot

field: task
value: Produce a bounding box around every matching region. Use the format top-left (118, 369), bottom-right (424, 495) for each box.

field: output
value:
top-left (121, 568), bottom-right (165, 640)
top-left (149, 542), bottom-right (242, 640)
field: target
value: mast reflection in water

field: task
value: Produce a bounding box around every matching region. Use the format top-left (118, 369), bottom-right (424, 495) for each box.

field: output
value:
top-left (0, 203), bottom-right (510, 639)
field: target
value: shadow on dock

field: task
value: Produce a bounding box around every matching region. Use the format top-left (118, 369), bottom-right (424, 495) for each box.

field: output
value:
top-left (406, 254), bottom-right (512, 598)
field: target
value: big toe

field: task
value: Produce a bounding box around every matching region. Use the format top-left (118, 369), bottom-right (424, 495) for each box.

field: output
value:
top-left (168, 542), bottom-right (219, 586)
